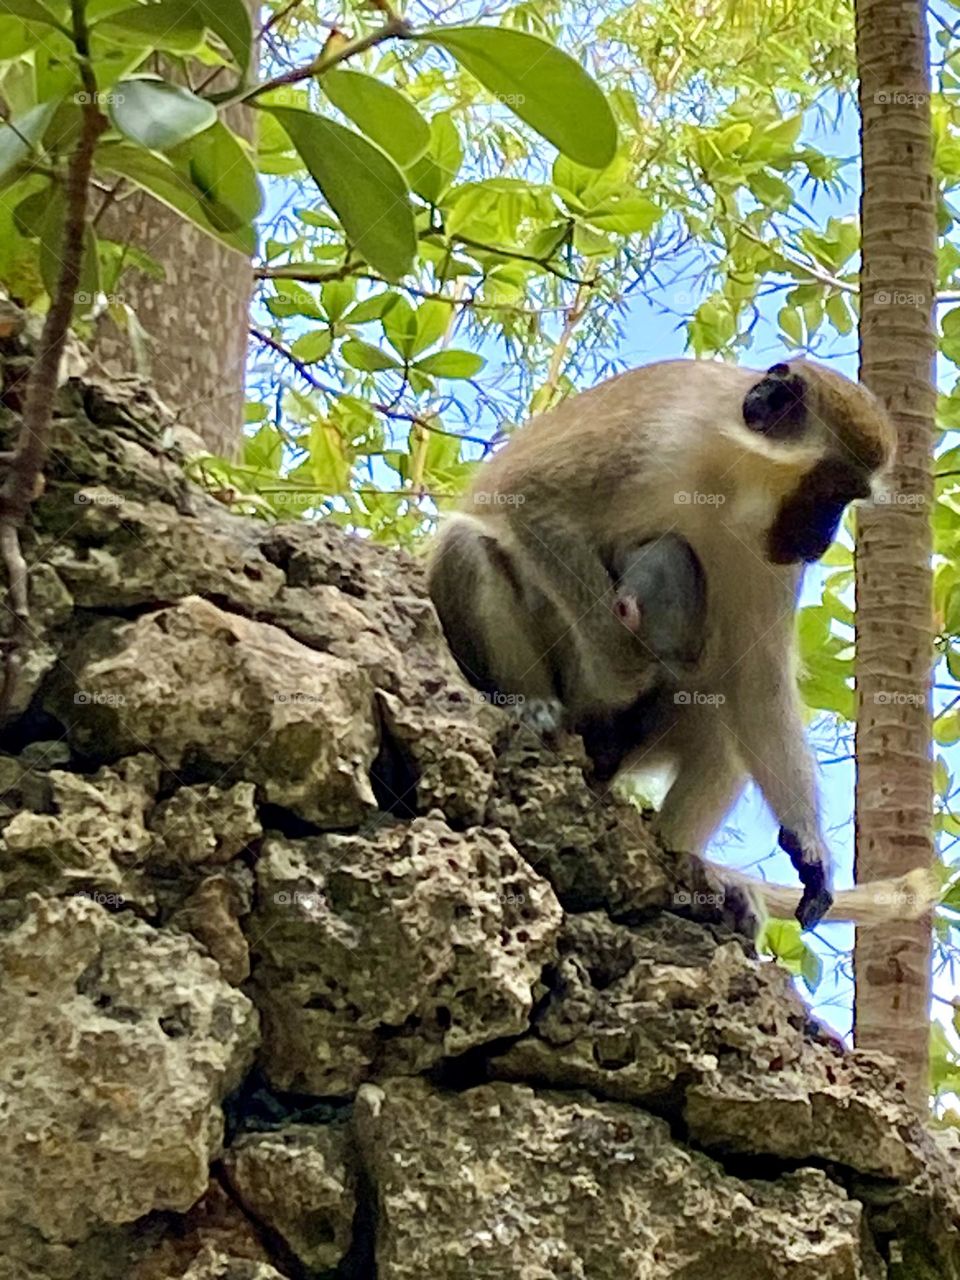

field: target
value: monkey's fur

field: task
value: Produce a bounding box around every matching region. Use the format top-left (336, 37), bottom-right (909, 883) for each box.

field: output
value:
top-left (428, 358), bottom-right (936, 930)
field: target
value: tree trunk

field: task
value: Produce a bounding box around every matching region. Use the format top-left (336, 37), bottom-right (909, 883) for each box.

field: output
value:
top-left (854, 0), bottom-right (936, 1111)
top-left (90, 51), bottom-right (256, 459)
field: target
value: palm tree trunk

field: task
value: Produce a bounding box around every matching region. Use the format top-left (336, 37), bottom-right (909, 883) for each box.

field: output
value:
top-left (854, 0), bottom-right (936, 1112)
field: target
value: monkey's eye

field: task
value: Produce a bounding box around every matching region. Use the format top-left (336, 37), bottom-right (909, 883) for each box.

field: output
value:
top-left (742, 368), bottom-right (807, 441)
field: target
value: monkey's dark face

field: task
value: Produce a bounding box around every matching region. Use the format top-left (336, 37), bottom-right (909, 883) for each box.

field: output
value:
top-left (742, 362), bottom-right (876, 564)
top-left (767, 457), bottom-right (871, 564)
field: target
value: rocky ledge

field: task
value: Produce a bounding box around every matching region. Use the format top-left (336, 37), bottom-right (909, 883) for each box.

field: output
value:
top-left (0, 330), bottom-right (957, 1278)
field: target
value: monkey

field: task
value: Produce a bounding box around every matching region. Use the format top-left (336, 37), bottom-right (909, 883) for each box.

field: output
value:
top-left (609, 533), bottom-right (707, 663)
top-left (428, 357), bottom-right (937, 931)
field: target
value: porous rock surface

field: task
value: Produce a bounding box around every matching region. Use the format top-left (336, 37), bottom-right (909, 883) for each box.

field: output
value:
top-left (0, 329), bottom-right (957, 1278)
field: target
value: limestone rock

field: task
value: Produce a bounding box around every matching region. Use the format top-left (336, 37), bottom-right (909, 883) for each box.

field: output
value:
top-left (493, 912), bottom-right (928, 1180)
top-left (149, 783), bottom-right (261, 869)
top-left (171, 874), bottom-right (251, 985)
top-left (0, 896), bottom-right (258, 1241)
top-left (0, 755), bottom-right (160, 912)
top-left (248, 816), bottom-right (562, 1093)
top-left (355, 1078), bottom-right (883, 1279)
top-left (49, 596), bottom-right (379, 826)
top-left (223, 1124), bottom-right (356, 1270)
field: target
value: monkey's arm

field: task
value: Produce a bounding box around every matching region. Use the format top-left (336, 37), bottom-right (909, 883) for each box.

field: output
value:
top-left (502, 509), bottom-right (672, 715)
top-left (718, 626), bottom-right (832, 928)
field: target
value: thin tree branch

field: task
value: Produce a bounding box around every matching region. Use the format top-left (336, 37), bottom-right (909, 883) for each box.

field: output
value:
top-left (225, 14), bottom-right (412, 106)
top-left (0, 2), bottom-right (105, 718)
top-left (249, 327), bottom-right (492, 447)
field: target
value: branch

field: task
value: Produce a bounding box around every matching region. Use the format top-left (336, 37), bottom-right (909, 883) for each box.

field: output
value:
top-left (249, 327), bottom-right (492, 448)
top-left (255, 265), bottom-right (563, 317)
top-left (228, 14), bottom-right (412, 106)
top-left (0, 5), bottom-right (104, 718)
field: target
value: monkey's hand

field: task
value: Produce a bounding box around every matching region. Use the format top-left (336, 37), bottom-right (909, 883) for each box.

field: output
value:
top-left (516, 696), bottom-right (565, 736)
top-left (778, 826), bottom-right (834, 929)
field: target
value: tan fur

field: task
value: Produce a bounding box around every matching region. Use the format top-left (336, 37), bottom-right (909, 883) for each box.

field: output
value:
top-left (427, 357), bottom-right (926, 929)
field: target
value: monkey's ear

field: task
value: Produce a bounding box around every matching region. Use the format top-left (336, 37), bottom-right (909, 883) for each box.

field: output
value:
top-left (742, 363), bottom-right (808, 440)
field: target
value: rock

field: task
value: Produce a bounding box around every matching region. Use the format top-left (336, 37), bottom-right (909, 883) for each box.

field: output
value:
top-left (223, 1124), bottom-right (356, 1270)
top-left (0, 896), bottom-right (258, 1241)
top-left (248, 816), bottom-right (562, 1093)
top-left (493, 912), bottom-right (929, 1181)
top-left (149, 783), bottom-right (261, 869)
top-left (489, 732), bottom-right (677, 914)
top-left (48, 597), bottom-right (379, 827)
top-left (0, 755), bottom-right (160, 912)
top-left (128, 1181), bottom-right (272, 1280)
top-left (171, 874), bottom-right (251, 985)
top-left (44, 493), bottom-right (285, 613)
top-left (168, 1251), bottom-right (289, 1280)
top-left (354, 1078), bottom-right (883, 1279)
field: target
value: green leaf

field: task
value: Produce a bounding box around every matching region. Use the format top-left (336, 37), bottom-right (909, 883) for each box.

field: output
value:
top-left (415, 348), bottom-right (484, 378)
top-left (759, 917), bottom-right (804, 967)
top-left (170, 120), bottom-right (261, 227)
top-left (290, 329), bottom-right (332, 363)
top-left (344, 292), bottom-right (399, 324)
top-left (96, 0), bottom-right (205, 52)
top-left (322, 68), bottom-right (429, 167)
top-left (800, 943), bottom-right (823, 993)
top-left (13, 184), bottom-right (49, 236)
top-left (263, 106), bottom-right (416, 282)
top-left (321, 279), bottom-right (355, 322)
top-left (244, 422), bottom-right (283, 473)
top-left (584, 194), bottom-right (661, 234)
top-left (193, 0), bottom-right (251, 74)
top-left (0, 0), bottom-right (65, 29)
top-left (95, 140), bottom-right (256, 253)
top-left (778, 305), bottom-right (803, 345)
top-left (382, 296), bottom-right (417, 358)
top-left (341, 339), bottom-right (401, 372)
top-left (413, 298), bottom-right (453, 354)
top-left (38, 188), bottom-right (100, 313)
top-left (420, 26), bottom-right (617, 169)
top-left (407, 111), bottom-right (462, 203)
top-left (110, 79), bottom-right (216, 150)
top-left (0, 100), bottom-right (58, 185)
top-left (265, 282), bottom-right (323, 319)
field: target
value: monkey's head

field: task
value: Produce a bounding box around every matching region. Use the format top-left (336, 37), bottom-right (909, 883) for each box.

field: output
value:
top-left (739, 359), bottom-right (896, 564)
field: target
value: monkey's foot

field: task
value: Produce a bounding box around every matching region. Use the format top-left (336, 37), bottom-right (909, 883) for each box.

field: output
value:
top-left (516, 696), bottom-right (564, 736)
top-left (778, 826), bottom-right (834, 929)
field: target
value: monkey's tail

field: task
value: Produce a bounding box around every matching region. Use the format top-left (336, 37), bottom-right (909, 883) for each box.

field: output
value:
top-left (713, 864), bottom-right (940, 927)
